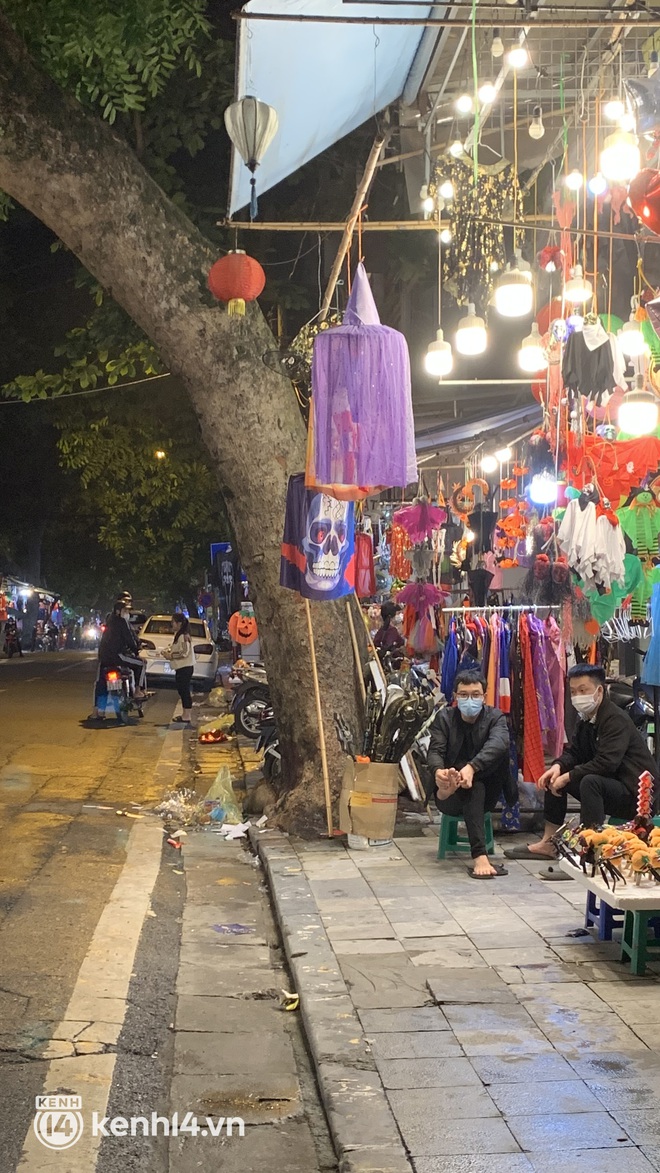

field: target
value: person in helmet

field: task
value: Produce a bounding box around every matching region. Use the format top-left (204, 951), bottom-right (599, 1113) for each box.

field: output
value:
top-left (94, 595), bottom-right (147, 719)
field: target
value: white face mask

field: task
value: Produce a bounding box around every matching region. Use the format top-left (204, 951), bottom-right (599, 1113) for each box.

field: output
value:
top-left (571, 689), bottom-right (601, 718)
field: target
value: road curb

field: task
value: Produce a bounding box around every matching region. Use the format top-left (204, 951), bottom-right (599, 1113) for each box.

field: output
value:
top-left (250, 828), bottom-right (412, 1173)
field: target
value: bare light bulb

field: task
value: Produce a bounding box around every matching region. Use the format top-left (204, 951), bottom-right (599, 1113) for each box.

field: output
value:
top-left (448, 139), bottom-right (464, 158)
top-left (604, 98), bottom-right (625, 122)
top-left (456, 93), bottom-right (473, 115)
top-left (481, 455), bottom-right (499, 474)
top-left (439, 227), bottom-right (452, 244)
top-left (424, 329), bottom-right (454, 378)
top-left (479, 83), bottom-right (497, 105)
top-left (588, 172), bottom-right (608, 196)
top-left (491, 29), bottom-right (504, 58)
top-left (495, 447), bottom-right (513, 463)
top-left (438, 180), bottom-right (454, 201)
top-left (508, 45), bottom-right (528, 70)
top-left (565, 168), bottom-right (584, 191)
top-left (529, 106), bottom-right (544, 140)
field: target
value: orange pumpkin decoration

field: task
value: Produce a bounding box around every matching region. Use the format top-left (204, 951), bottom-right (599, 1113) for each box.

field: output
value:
top-left (228, 611), bottom-right (258, 645)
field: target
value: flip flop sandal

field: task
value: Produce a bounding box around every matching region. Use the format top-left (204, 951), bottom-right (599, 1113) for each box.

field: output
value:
top-left (173, 716), bottom-right (191, 724)
top-left (538, 866), bottom-right (574, 882)
top-left (504, 846), bottom-right (557, 860)
top-left (468, 863), bottom-right (509, 879)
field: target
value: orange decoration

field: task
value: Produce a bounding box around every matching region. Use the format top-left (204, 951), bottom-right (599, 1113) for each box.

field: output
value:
top-left (208, 250), bottom-right (266, 316)
top-left (584, 619), bottom-right (601, 637)
top-left (228, 611), bottom-right (259, 645)
top-left (513, 465), bottom-right (529, 477)
top-left (500, 478), bottom-right (517, 491)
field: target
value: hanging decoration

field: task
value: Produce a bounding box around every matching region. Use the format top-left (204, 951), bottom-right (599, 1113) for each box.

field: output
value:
top-left (279, 475), bottom-right (355, 601)
top-left (224, 96), bottom-right (279, 220)
top-left (208, 251), bottom-right (266, 316)
top-left (625, 75), bottom-right (660, 139)
top-left (629, 169), bottom-right (660, 236)
top-left (394, 498), bottom-right (446, 544)
top-left (429, 156), bottom-right (524, 314)
top-left (311, 264), bottom-right (417, 491)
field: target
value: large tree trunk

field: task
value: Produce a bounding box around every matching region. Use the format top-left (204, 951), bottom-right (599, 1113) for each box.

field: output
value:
top-left (0, 18), bottom-right (364, 834)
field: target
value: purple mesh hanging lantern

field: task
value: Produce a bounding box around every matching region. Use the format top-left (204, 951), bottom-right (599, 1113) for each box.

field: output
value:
top-left (311, 264), bottom-right (417, 489)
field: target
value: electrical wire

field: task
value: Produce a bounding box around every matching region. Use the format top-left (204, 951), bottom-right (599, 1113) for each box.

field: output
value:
top-left (0, 372), bottom-right (172, 406)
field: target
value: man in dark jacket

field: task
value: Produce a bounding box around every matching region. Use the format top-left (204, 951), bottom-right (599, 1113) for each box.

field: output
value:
top-left (507, 664), bottom-right (659, 862)
top-left (428, 669), bottom-right (510, 878)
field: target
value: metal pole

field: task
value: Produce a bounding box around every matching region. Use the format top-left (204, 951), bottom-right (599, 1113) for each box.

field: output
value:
top-left (233, 10), bottom-right (658, 28)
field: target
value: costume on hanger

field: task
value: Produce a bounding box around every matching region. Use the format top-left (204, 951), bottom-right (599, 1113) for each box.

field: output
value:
top-left (544, 615), bottom-right (567, 758)
top-left (561, 320), bottom-right (626, 405)
top-left (388, 524), bottom-right (413, 581)
top-left (617, 490), bottom-right (660, 618)
top-left (557, 492), bottom-right (626, 593)
top-left (468, 567), bottom-right (494, 607)
top-left (519, 613), bottom-right (545, 784)
top-left (642, 583), bottom-right (660, 686)
top-left (355, 531), bottom-right (376, 598)
top-left (394, 498), bottom-right (446, 544)
top-left (527, 613), bottom-right (557, 752)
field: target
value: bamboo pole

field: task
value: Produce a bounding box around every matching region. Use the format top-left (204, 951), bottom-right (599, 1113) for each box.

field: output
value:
top-left (319, 132), bottom-right (389, 319)
top-left (304, 597), bottom-right (333, 837)
top-left (346, 596), bottom-right (367, 704)
top-left (233, 9), bottom-right (656, 28)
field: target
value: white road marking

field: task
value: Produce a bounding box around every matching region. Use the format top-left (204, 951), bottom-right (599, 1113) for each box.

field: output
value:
top-left (57, 659), bottom-right (92, 673)
top-left (17, 727), bottom-right (182, 1172)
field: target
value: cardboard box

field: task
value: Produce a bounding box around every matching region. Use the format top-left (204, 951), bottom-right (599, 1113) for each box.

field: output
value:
top-left (339, 759), bottom-right (402, 840)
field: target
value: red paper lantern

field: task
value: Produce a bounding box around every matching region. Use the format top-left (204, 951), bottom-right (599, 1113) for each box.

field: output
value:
top-left (207, 249), bottom-right (266, 316)
top-left (629, 169), bottom-right (660, 236)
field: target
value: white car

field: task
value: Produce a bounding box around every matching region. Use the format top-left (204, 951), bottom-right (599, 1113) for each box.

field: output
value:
top-left (138, 615), bottom-right (219, 687)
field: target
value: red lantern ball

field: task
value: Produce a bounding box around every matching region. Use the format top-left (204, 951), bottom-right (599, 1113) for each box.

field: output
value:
top-left (207, 250), bottom-right (266, 316)
top-left (629, 168), bottom-right (660, 237)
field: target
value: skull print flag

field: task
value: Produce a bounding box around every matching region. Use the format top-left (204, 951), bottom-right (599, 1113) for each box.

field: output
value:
top-left (310, 264), bottom-right (417, 491)
top-left (280, 474), bottom-right (356, 601)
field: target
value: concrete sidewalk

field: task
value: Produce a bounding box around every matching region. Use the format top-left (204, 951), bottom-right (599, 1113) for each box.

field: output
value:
top-left (256, 823), bottom-right (660, 1173)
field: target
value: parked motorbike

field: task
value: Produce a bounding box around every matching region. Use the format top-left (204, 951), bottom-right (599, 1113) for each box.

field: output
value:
top-left (608, 676), bottom-right (653, 732)
top-left (229, 662), bottom-right (271, 739)
top-left (256, 706), bottom-right (281, 783)
top-left (98, 664), bottom-right (145, 724)
top-left (3, 621), bottom-right (22, 659)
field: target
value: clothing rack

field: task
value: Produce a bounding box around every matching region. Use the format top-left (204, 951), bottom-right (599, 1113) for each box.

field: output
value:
top-left (441, 604), bottom-right (552, 613)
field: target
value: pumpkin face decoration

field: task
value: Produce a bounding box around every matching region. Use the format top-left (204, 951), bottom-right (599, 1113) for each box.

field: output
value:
top-left (228, 612), bottom-right (258, 645)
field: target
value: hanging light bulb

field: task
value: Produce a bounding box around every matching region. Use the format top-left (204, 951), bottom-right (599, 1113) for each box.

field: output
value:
top-left (481, 455), bottom-right (499, 474)
top-left (495, 447), bottom-right (513, 463)
top-left (618, 303), bottom-right (648, 357)
top-left (604, 97), bottom-right (625, 122)
top-left (588, 172), bottom-right (608, 196)
top-left (600, 130), bottom-right (641, 184)
top-left (424, 329), bottom-right (454, 377)
top-left (494, 255), bottom-right (533, 318)
top-left (508, 45), bottom-right (529, 70)
top-left (420, 184), bottom-right (435, 215)
top-left (491, 28), bottom-right (504, 58)
top-left (565, 168), bottom-right (584, 191)
top-left (439, 227), bottom-right (452, 244)
top-left (479, 82), bottom-right (497, 105)
top-left (649, 50), bottom-right (659, 78)
top-left (618, 374), bottom-right (659, 436)
top-left (529, 472), bottom-right (559, 506)
top-left (518, 323), bottom-right (548, 373)
top-left (448, 139), bottom-right (464, 158)
top-left (456, 93), bottom-right (473, 114)
top-left (567, 312), bottom-right (584, 331)
top-left (438, 180), bottom-right (454, 201)
top-left (455, 304), bottom-right (488, 356)
top-left (464, 529), bottom-right (477, 542)
top-left (529, 106), bottom-right (545, 140)
top-left (619, 111), bottom-right (637, 134)
top-left (564, 264), bottom-right (593, 305)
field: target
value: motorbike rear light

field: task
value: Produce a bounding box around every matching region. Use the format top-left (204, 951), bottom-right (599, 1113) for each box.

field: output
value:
top-left (106, 671), bottom-right (119, 681)
top-left (194, 643), bottom-right (214, 655)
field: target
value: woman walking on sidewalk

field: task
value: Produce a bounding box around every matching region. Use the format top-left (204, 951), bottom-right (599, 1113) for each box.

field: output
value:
top-left (165, 613), bottom-right (195, 725)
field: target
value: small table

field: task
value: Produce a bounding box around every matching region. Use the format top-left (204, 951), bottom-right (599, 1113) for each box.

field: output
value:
top-left (559, 861), bottom-right (660, 976)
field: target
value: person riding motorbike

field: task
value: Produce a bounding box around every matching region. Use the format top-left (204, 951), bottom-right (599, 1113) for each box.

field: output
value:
top-left (94, 596), bottom-right (147, 718)
top-left (3, 616), bottom-right (23, 658)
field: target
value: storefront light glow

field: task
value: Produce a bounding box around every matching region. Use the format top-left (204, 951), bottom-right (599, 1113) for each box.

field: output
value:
top-left (618, 377), bottom-right (659, 436)
top-left (604, 97), bottom-right (625, 122)
top-left (565, 168), bottom-right (584, 191)
top-left (495, 447), bottom-right (512, 462)
top-left (20, 588), bottom-right (33, 598)
top-left (564, 264), bottom-right (593, 305)
top-left (449, 139), bottom-right (464, 158)
top-left (456, 93), bottom-right (473, 114)
top-left (494, 259), bottom-right (533, 318)
top-left (424, 328), bottom-right (453, 377)
top-left (479, 83), bottom-right (497, 105)
top-left (529, 473), bottom-right (559, 505)
top-left (588, 172), bottom-right (608, 196)
top-left (455, 304), bottom-right (488, 355)
top-left (507, 45), bottom-right (528, 69)
top-left (438, 180), bottom-right (454, 201)
top-left (600, 130), bottom-right (641, 183)
top-left (481, 454), bottom-right (499, 474)
top-left (518, 323), bottom-right (548, 372)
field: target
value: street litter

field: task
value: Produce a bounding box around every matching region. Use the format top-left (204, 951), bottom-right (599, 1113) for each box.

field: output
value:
top-left (255, 815), bottom-right (268, 828)
top-left (169, 829), bottom-right (187, 840)
top-left (207, 687), bottom-right (226, 708)
top-left (166, 837), bottom-right (182, 850)
top-left (155, 788), bottom-right (200, 826)
top-left (280, 989), bottom-right (300, 1012)
top-left (115, 809), bottom-right (144, 819)
top-left (212, 923), bottom-right (254, 935)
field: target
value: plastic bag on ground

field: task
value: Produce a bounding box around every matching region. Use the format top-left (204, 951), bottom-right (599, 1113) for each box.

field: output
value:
top-left (203, 766), bottom-right (243, 824)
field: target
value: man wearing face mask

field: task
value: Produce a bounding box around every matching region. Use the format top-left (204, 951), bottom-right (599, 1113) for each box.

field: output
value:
top-left (506, 664), bottom-right (658, 866)
top-left (428, 670), bottom-right (510, 878)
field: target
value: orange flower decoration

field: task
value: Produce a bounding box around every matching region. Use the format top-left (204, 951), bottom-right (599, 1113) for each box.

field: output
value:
top-left (513, 465), bottom-right (529, 477)
top-left (499, 558), bottom-right (519, 568)
top-left (500, 498), bottom-right (518, 509)
top-left (500, 478), bottom-right (517, 491)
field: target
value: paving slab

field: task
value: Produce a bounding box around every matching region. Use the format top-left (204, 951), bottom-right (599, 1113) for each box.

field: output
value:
top-left (585, 1078), bottom-right (660, 1112)
top-left (406, 939), bottom-right (488, 968)
top-left (174, 994), bottom-right (281, 1033)
top-left (506, 1111), bottom-right (633, 1150)
top-left (412, 1158), bottom-right (534, 1173)
top-left (469, 1053), bottom-right (577, 1085)
top-left (443, 1003), bottom-right (553, 1056)
top-left (169, 1121), bottom-right (320, 1173)
top-left (169, 1072), bottom-right (302, 1126)
top-left (338, 957), bottom-right (430, 1008)
top-left (487, 1078), bottom-right (602, 1116)
top-left (376, 1056), bottom-right (482, 1090)
top-left (358, 1006), bottom-right (449, 1033)
top-left (526, 1152), bottom-right (657, 1173)
top-left (369, 1032), bottom-right (463, 1060)
top-left (386, 1093), bottom-right (520, 1156)
top-left (612, 1113), bottom-right (660, 1146)
top-left (173, 1029), bottom-right (296, 1076)
top-left (427, 970), bottom-right (517, 1005)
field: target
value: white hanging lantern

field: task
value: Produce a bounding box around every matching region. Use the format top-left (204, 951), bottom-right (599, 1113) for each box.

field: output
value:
top-left (618, 301), bottom-right (648, 358)
top-left (224, 95), bottom-right (279, 219)
top-left (481, 454), bottom-right (499, 473)
top-left (455, 304), bottom-right (488, 355)
top-left (494, 256), bottom-right (533, 318)
top-left (564, 264), bottom-right (593, 305)
top-left (618, 375), bottom-right (659, 436)
top-left (518, 323), bottom-right (548, 372)
top-left (529, 472), bottom-right (558, 506)
top-left (600, 130), bottom-right (641, 184)
top-left (424, 328), bottom-right (453, 377)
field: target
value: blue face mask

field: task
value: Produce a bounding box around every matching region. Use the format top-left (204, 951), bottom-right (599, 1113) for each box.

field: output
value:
top-left (457, 696), bottom-right (484, 719)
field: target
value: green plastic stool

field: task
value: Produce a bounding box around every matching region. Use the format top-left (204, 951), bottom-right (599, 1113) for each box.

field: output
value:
top-left (620, 909), bottom-right (660, 976)
top-left (437, 812), bottom-right (495, 859)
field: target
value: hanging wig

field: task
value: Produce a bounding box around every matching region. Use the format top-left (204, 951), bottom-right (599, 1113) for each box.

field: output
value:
top-left (523, 523), bottom-right (573, 606)
top-left (526, 431), bottom-right (555, 476)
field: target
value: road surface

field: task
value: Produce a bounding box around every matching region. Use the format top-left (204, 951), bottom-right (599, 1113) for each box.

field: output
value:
top-left (0, 651), bottom-right (179, 1172)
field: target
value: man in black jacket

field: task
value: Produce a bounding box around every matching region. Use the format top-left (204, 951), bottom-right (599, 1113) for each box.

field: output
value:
top-left (507, 664), bottom-right (659, 862)
top-left (427, 670), bottom-right (510, 878)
